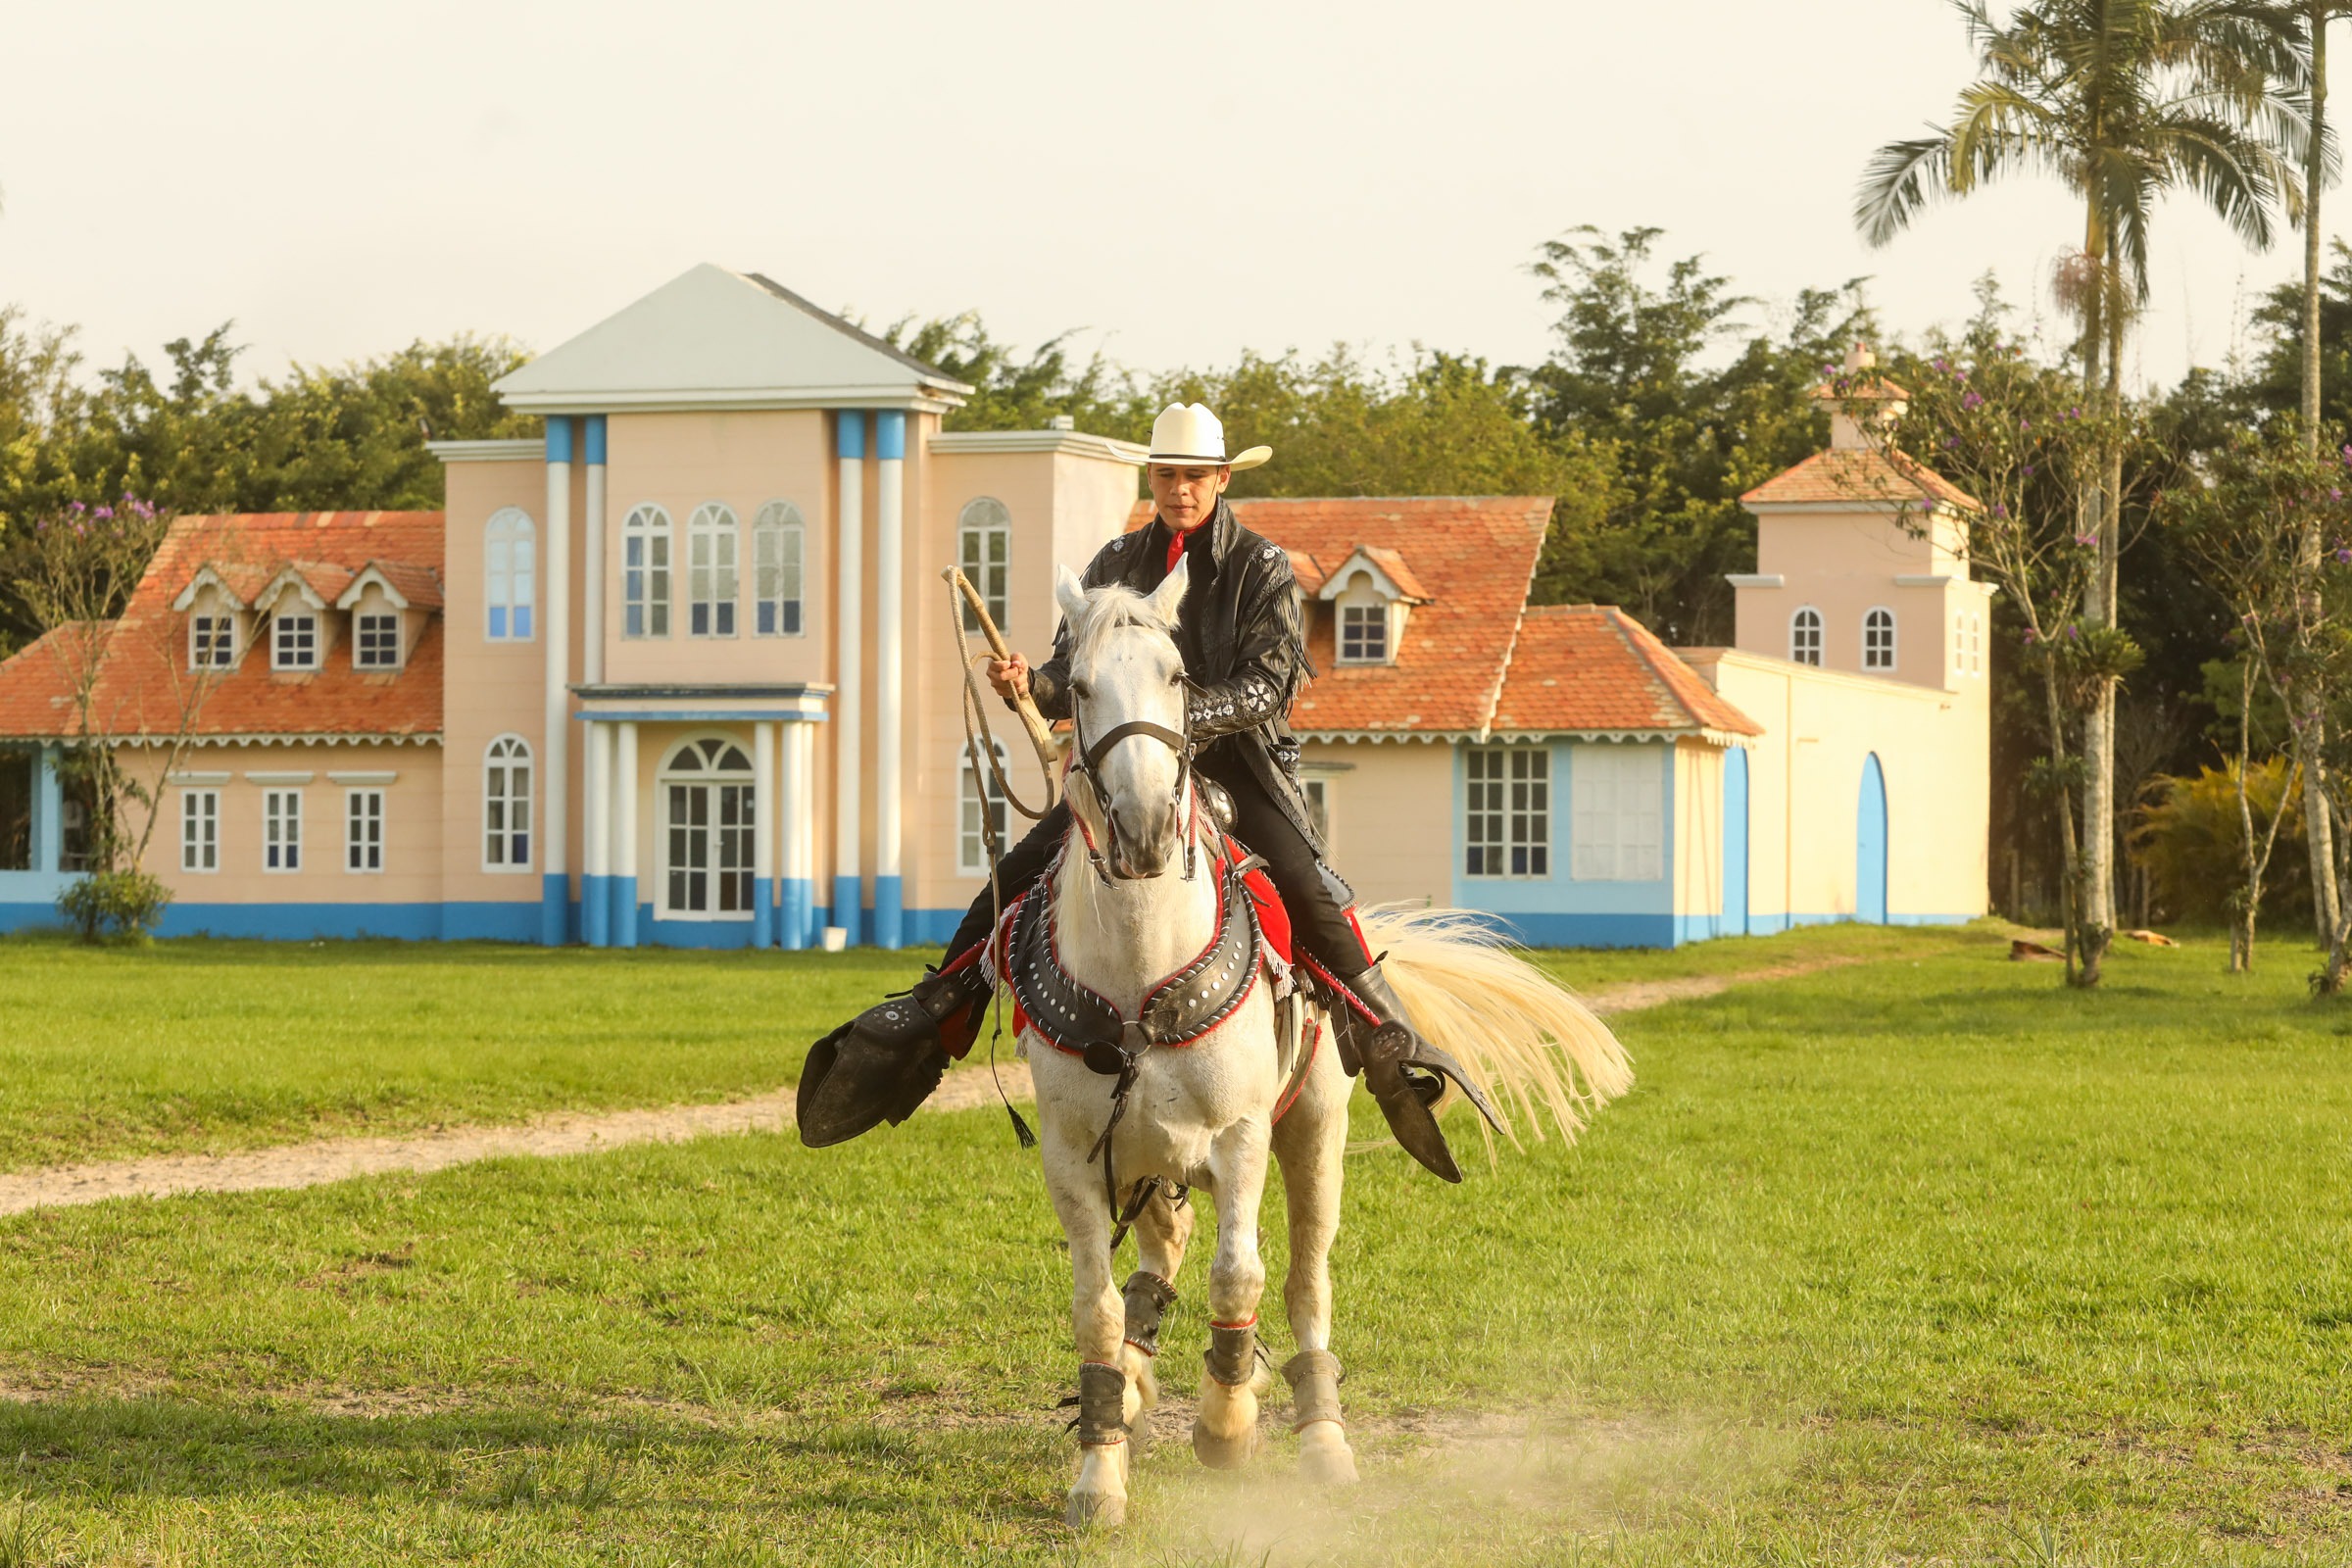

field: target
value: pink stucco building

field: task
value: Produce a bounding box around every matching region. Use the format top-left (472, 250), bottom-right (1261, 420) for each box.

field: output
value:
top-left (0, 271), bottom-right (1989, 947)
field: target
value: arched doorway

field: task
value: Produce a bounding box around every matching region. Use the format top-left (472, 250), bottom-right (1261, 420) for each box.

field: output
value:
top-left (1722, 747), bottom-right (1750, 937)
top-left (660, 736), bottom-right (756, 919)
top-left (1856, 753), bottom-right (1888, 925)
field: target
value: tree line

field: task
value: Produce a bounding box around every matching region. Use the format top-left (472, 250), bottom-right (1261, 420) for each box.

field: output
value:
top-left (4, 1), bottom-right (2350, 977)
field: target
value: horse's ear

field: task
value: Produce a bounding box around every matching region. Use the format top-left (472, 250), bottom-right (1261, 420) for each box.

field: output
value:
top-left (1054, 564), bottom-right (1089, 626)
top-left (1145, 554), bottom-right (1190, 627)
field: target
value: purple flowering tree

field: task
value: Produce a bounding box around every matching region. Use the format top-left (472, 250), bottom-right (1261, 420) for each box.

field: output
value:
top-left (1829, 323), bottom-right (2139, 986)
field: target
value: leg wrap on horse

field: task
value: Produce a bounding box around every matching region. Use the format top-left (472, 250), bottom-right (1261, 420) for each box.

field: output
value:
top-left (1282, 1348), bottom-right (1344, 1431)
top-left (1074, 1360), bottom-right (1128, 1447)
top-left (1121, 1271), bottom-right (1178, 1358)
top-left (1203, 1318), bottom-right (1258, 1390)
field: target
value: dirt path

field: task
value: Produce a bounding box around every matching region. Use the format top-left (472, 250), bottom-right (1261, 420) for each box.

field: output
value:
top-left (0, 955), bottom-right (1866, 1219)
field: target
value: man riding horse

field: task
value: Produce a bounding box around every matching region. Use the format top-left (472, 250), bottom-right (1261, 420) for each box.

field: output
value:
top-left (795, 402), bottom-right (1488, 1180)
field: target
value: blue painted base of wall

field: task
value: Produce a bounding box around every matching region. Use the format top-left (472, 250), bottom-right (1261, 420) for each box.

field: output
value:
top-left (872, 875), bottom-right (903, 951)
top-left (829, 875), bottom-right (861, 946)
top-left (583, 873), bottom-right (612, 948)
top-left (540, 875), bottom-right (567, 947)
top-left (780, 878), bottom-right (812, 950)
top-left (753, 877), bottom-right (774, 949)
top-left (1467, 911), bottom-right (1680, 950)
top-left (612, 876), bottom-right (638, 948)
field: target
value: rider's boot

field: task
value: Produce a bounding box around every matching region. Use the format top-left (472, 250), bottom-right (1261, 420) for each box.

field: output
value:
top-left (796, 962), bottom-right (993, 1148)
top-left (1325, 960), bottom-right (1503, 1184)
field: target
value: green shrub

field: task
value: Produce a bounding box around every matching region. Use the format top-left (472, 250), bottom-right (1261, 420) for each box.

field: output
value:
top-left (2132, 758), bottom-right (2310, 924)
top-left (55, 869), bottom-right (173, 944)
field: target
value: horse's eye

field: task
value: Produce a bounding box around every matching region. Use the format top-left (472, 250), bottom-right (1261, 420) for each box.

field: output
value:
top-left (1071, 680), bottom-right (1094, 701)
top-left (1168, 670), bottom-right (1186, 686)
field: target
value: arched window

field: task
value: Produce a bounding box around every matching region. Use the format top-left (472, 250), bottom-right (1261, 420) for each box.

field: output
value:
top-left (958, 740), bottom-right (1010, 875)
top-left (484, 734), bottom-right (532, 870)
top-left (1863, 608), bottom-right (1896, 671)
top-left (752, 501), bottom-right (805, 637)
top-left (485, 508), bottom-right (535, 641)
top-left (661, 736), bottom-right (756, 917)
top-left (623, 505), bottom-right (672, 638)
top-left (1790, 607), bottom-right (1823, 666)
top-left (687, 503), bottom-right (739, 637)
top-left (958, 498), bottom-right (1011, 633)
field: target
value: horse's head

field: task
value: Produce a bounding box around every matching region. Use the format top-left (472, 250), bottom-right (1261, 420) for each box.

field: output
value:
top-left (1055, 559), bottom-right (1193, 880)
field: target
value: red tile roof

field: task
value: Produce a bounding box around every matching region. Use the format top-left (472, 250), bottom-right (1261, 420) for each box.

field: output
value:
top-left (1742, 447), bottom-right (1980, 512)
top-left (1218, 497), bottom-right (1553, 736)
top-left (0, 512), bottom-right (446, 742)
top-left (1492, 607), bottom-right (1762, 739)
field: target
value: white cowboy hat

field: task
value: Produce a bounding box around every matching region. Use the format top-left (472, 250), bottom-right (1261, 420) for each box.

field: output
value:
top-left (1140, 403), bottom-right (1271, 470)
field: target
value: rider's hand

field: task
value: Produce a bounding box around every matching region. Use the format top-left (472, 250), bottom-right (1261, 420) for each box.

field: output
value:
top-left (988, 654), bottom-right (1031, 702)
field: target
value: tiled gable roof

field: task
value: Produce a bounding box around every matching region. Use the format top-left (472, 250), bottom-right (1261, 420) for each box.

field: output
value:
top-left (1492, 607), bottom-right (1762, 739)
top-left (1741, 447), bottom-right (1980, 512)
top-left (0, 512), bottom-right (445, 743)
top-left (1224, 497), bottom-right (1552, 736)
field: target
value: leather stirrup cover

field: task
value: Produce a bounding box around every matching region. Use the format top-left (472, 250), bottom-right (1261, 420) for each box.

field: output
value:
top-left (795, 1003), bottom-right (951, 1149)
top-left (1366, 1054), bottom-right (1462, 1184)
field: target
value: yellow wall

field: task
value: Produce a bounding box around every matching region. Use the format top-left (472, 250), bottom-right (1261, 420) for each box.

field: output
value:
top-left (1298, 738), bottom-right (1451, 908)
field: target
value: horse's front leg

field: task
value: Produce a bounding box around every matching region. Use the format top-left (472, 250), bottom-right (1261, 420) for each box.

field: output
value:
top-left (1119, 1179), bottom-right (1195, 1446)
top-left (1040, 1126), bottom-right (1129, 1528)
top-left (1192, 1117), bottom-right (1272, 1469)
top-left (1272, 1040), bottom-right (1359, 1486)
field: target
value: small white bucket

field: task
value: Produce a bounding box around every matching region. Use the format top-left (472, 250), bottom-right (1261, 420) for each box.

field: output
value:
top-left (821, 926), bottom-right (849, 954)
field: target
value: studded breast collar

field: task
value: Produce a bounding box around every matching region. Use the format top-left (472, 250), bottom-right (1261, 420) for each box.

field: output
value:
top-left (1006, 840), bottom-right (1265, 1063)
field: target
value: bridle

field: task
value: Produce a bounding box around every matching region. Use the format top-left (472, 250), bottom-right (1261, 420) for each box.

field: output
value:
top-left (1067, 687), bottom-right (1199, 885)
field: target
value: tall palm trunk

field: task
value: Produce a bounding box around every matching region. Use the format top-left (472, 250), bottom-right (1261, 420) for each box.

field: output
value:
top-left (2301, 0), bottom-right (2343, 949)
top-left (2077, 211), bottom-right (2119, 968)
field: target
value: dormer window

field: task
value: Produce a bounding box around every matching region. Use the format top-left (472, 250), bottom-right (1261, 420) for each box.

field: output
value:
top-left (355, 612), bottom-right (401, 670)
top-left (1317, 544), bottom-right (1429, 668)
top-left (1340, 604), bottom-right (1389, 663)
top-left (191, 614), bottom-right (235, 669)
top-left (274, 612), bottom-right (318, 671)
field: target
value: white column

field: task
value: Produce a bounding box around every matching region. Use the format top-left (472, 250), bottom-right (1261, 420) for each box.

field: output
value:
top-left (582, 416), bottom-right (608, 686)
top-left (873, 411), bottom-right (906, 949)
top-left (754, 720), bottom-right (776, 949)
top-left (613, 719), bottom-right (640, 948)
top-left (584, 721), bottom-right (611, 947)
top-left (542, 417), bottom-right (574, 947)
top-left (783, 717), bottom-right (812, 949)
top-left (832, 412), bottom-right (864, 943)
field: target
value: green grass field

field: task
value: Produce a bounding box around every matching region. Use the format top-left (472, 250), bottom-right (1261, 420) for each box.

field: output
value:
top-left (1, 923), bottom-right (2348, 1564)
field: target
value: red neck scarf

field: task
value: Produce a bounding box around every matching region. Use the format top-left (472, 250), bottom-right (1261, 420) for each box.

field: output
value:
top-left (1165, 526), bottom-right (1187, 576)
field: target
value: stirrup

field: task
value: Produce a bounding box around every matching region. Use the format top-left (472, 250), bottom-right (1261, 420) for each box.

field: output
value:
top-left (1362, 1024), bottom-right (1500, 1184)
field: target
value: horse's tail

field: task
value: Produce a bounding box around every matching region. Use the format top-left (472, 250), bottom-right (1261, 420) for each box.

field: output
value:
top-left (1355, 903), bottom-right (1634, 1153)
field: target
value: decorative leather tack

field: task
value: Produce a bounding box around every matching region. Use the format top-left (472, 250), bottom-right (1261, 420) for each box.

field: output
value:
top-left (1073, 1359), bottom-right (1128, 1446)
top-left (1205, 1319), bottom-right (1258, 1390)
top-left (1282, 1348), bottom-right (1344, 1430)
top-left (1121, 1270), bottom-right (1179, 1357)
top-left (1010, 850), bottom-right (1264, 1060)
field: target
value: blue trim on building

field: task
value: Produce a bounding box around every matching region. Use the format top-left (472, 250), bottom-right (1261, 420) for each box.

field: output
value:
top-left (874, 411), bottom-right (906, 461)
top-left (583, 873), bottom-right (612, 947)
top-left (544, 416), bottom-right (573, 466)
top-left (1449, 739), bottom-right (1676, 929)
top-left (578, 710), bottom-right (827, 724)
top-left (612, 876), bottom-right (639, 949)
top-left (905, 906), bottom-right (962, 949)
top-left (443, 902), bottom-right (543, 943)
top-left (872, 875), bottom-right (903, 950)
top-left (836, 412), bottom-right (865, 461)
top-left (829, 874), bottom-right (862, 946)
top-left (1721, 747), bottom-right (1750, 939)
top-left (1473, 910), bottom-right (1681, 951)
top-left (753, 876), bottom-right (775, 948)
top-left (582, 414), bottom-right (607, 466)
top-left (645, 915), bottom-right (757, 950)
top-left (540, 874), bottom-right (566, 946)
top-left (780, 878), bottom-right (811, 950)
top-left (1857, 752), bottom-right (1889, 926)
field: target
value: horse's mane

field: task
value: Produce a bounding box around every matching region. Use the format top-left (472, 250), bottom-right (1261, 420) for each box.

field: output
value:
top-left (1064, 581), bottom-right (1178, 671)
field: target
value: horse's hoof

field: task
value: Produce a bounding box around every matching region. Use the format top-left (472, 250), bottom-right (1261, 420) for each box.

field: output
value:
top-left (1191, 1423), bottom-right (1257, 1471)
top-left (1066, 1489), bottom-right (1126, 1529)
top-left (1298, 1422), bottom-right (1359, 1487)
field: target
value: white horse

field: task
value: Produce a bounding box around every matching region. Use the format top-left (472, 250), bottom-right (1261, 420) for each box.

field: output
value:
top-left (1011, 560), bottom-right (1633, 1529)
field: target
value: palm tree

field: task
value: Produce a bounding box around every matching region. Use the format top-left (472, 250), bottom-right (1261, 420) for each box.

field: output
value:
top-left (1856, 0), bottom-right (2302, 976)
top-left (2281, 0), bottom-right (2348, 945)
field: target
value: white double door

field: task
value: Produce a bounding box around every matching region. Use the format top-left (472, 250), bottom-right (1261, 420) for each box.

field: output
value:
top-left (660, 737), bottom-right (756, 919)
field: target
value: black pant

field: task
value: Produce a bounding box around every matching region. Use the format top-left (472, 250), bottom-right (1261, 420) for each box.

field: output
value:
top-left (941, 762), bottom-right (1367, 975)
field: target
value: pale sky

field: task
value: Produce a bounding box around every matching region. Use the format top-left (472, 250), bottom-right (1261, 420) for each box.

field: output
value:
top-left (9, 0), bottom-right (2350, 397)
